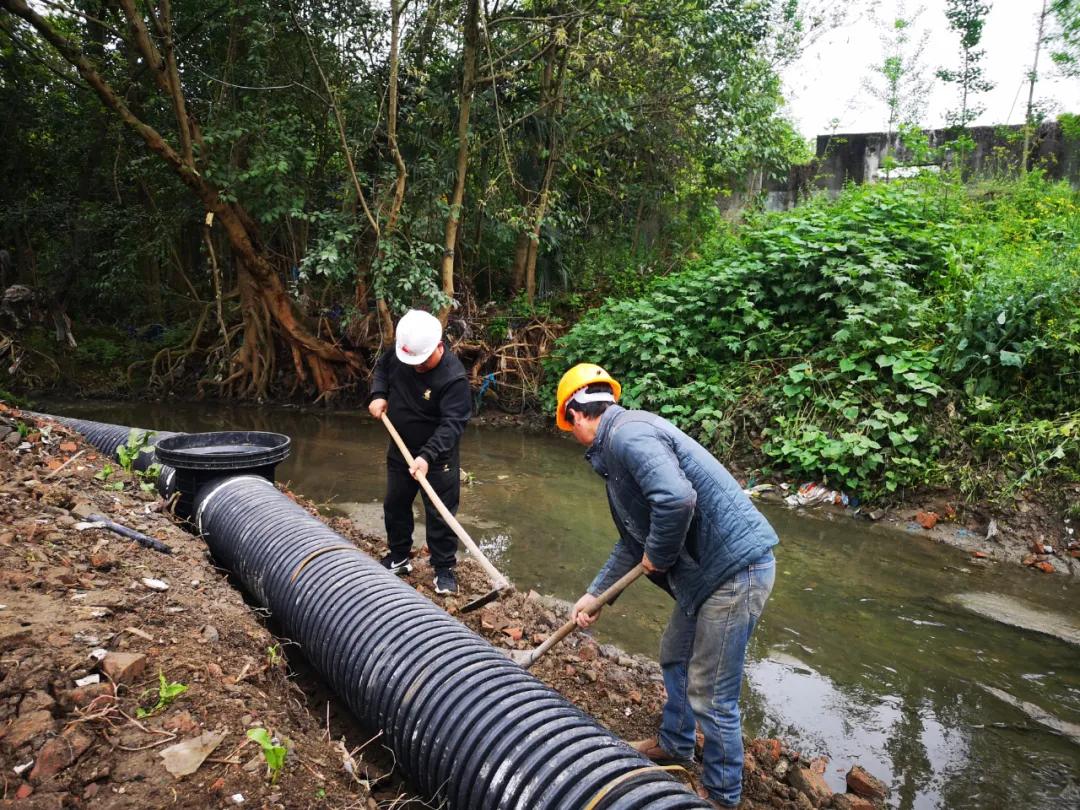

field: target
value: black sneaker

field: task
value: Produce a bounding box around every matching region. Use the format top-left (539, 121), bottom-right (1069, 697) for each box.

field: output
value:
top-left (433, 568), bottom-right (457, 595)
top-left (381, 553), bottom-right (412, 575)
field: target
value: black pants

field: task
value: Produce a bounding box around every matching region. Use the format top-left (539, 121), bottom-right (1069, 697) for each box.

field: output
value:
top-left (384, 454), bottom-right (460, 570)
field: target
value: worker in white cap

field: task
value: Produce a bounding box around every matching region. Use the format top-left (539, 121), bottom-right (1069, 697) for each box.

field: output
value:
top-left (368, 310), bottom-right (471, 594)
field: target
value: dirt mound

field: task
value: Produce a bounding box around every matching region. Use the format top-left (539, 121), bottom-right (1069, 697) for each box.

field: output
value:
top-left (0, 407), bottom-right (384, 808)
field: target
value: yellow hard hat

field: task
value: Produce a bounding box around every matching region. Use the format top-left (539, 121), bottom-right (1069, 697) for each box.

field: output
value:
top-left (555, 363), bottom-right (621, 431)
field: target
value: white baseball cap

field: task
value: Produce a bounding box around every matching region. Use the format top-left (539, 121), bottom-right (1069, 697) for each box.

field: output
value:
top-left (395, 309), bottom-right (442, 365)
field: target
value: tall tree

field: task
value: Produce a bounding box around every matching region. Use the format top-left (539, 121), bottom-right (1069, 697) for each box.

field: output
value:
top-left (0, 0), bottom-right (361, 399)
top-left (1050, 0), bottom-right (1080, 77)
top-left (864, 4), bottom-right (931, 177)
top-left (936, 0), bottom-right (994, 129)
top-left (1023, 0), bottom-right (1052, 174)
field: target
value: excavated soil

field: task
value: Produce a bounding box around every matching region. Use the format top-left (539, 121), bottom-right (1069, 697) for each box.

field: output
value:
top-left (0, 406), bottom-right (886, 809)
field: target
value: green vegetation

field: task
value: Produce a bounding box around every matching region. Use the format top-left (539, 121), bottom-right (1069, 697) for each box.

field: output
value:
top-left (136, 671), bottom-right (188, 718)
top-left (553, 173), bottom-right (1080, 501)
top-left (0, 0), bottom-right (809, 401)
top-left (247, 727), bottom-right (287, 785)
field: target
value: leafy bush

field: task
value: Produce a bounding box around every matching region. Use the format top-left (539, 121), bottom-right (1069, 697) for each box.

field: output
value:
top-left (551, 174), bottom-right (1080, 499)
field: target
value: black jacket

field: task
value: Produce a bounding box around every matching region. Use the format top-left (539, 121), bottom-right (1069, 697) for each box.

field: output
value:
top-left (369, 349), bottom-right (471, 465)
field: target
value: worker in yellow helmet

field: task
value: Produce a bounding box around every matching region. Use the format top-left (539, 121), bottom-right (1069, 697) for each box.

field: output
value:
top-left (556, 362), bottom-right (778, 809)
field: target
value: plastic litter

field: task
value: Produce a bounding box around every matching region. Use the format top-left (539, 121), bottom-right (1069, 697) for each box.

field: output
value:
top-left (785, 482), bottom-right (849, 508)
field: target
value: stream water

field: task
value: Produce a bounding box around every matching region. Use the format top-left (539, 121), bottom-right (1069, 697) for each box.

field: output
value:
top-left (43, 401), bottom-right (1080, 809)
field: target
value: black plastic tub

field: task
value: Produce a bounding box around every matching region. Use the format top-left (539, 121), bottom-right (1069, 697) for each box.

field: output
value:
top-left (155, 431), bottom-right (290, 519)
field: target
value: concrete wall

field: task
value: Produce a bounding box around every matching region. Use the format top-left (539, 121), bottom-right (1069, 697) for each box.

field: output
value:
top-left (727, 121), bottom-right (1080, 213)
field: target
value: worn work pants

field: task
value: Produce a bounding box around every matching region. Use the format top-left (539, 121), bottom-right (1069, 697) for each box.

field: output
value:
top-left (383, 453), bottom-right (460, 570)
top-left (658, 551), bottom-right (776, 807)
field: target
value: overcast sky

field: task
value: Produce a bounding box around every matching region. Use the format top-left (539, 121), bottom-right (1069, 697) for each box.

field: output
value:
top-left (782, 0), bottom-right (1080, 138)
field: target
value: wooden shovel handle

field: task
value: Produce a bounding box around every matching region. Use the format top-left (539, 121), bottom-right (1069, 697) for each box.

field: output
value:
top-left (380, 413), bottom-right (509, 590)
top-left (524, 563), bottom-right (646, 667)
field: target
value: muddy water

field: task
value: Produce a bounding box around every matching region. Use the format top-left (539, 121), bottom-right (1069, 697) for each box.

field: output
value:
top-left (46, 401), bottom-right (1080, 809)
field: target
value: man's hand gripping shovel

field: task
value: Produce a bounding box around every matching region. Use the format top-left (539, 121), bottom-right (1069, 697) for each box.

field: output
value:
top-left (509, 563), bottom-right (645, 668)
top-left (380, 413), bottom-right (511, 612)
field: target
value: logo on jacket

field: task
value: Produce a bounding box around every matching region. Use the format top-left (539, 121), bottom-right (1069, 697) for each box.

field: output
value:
top-left (423, 389), bottom-right (432, 400)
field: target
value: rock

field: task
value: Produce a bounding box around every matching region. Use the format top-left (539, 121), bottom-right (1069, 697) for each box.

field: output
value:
top-left (750, 738), bottom-right (782, 769)
top-left (787, 760), bottom-right (831, 805)
top-left (1034, 561), bottom-right (1055, 574)
top-left (628, 690), bottom-right (642, 705)
top-left (59, 442), bottom-right (77, 453)
top-left (207, 663), bottom-right (224, 679)
top-left (71, 502), bottom-right (95, 520)
top-left (83, 782), bottom-right (100, 799)
top-left (564, 665), bottom-right (577, 677)
top-left (19, 691), bottom-right (55, 715)
top-left (30, 726), bottom-right (93, 782)
top-left (846, 765), bottom-right (886, 800)
top-left (867, 509), bottom-right (885, 521)
top-left (141, 577), bottom-right (169, 592)
top-left (100, 651), bottom-right (147, 685)
top-left (15, 783), bottom-right (32, 799)
top-left (89, 552), bottom-right (115, 571)
top-left (200, 625), bottom-right (220, 643)
top-left (0, 710), bottom-right (56, 750)
top-left (502, 627), bottom-right (523, 642)
top-left (831, 795), bottom-right (876, 810)
top-left (163, 711), bottom-right (198, 734)
top-left (64, 682), bottom-right (115, 710)
top-left (577, 643), bottom-right (598, 661)
top-left (915, 511), bottom-right (938, 530)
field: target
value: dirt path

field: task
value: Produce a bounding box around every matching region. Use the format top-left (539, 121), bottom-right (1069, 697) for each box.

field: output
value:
top-left (0, 406), bottom-right (886, 809)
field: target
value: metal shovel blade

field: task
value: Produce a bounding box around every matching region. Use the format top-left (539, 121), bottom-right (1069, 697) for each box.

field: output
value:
top-left (507, 648), bottom-right (536, 668)
top-left (462, 585), bottom-right (511, 613)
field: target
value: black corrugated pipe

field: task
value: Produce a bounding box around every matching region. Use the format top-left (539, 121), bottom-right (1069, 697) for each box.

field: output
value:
top-left (29, 413), bottom-right (180, 494)
top-left (39, 414), bottom-right (712, 809)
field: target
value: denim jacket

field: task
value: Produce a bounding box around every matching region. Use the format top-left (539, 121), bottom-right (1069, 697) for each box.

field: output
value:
top-left (586, 405), bottom-right (778, 615)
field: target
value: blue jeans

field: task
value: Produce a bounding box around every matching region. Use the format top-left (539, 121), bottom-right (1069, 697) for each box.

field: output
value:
top-left (658, 551), bottom-right (775, 807)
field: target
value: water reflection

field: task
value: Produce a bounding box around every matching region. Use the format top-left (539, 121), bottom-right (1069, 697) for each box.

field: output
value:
top-left (43, 401), bottom-right (1080, 809)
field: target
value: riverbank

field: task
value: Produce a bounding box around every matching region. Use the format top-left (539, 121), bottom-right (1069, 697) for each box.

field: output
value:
top-left (0, 406), bottom-right (889, 809)
top-left (18, 390), bottom-right (1080, 579)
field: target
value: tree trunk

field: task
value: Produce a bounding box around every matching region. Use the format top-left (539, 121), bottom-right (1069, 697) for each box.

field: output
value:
top-left (3, 0), bottom-right (359, 399)
top-left (438, 0), bottom-right (480, 324)
top-left (1022, 0), bottom-right (1050, 175)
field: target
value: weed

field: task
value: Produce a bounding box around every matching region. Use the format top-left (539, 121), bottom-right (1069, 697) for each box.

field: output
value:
top-left (136, 670), bottom-right (188, 718)
top-left (552, 174), bottom-right (1080, 500)
top-left (247, 727), bottom-right (287, 784)
top-left (266, 643), bottom-right (283, 667)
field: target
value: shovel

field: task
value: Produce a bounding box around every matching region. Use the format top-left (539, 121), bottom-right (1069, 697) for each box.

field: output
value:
top-left (380, 413), bottom-right (512, 612)
top-left (509, 563), bottom-right (645, 669)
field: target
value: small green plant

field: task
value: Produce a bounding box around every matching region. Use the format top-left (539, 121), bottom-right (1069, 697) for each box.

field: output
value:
top-left (117, 429), bottom-right (155, 474)
top-left (136, 670), bottom-right (188, 718)
top-left (16, 421), bottom-right (30, 439)
top-left (247, 727), bottom-right (287, 784)
top-left (94, 462), bottom-right (125, 491)
top-left (266, 643), bottom-right (283, 667)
